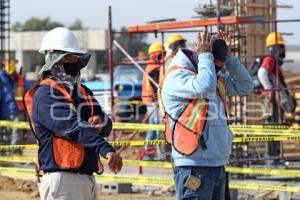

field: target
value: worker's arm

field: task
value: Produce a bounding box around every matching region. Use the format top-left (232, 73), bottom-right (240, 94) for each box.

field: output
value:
top-left (223, 55), bottom-right (254, 96)
top-left (258, 67), bottom-right (273, 90)
top-left (32, 85), bottom-right (115, 158)
top-left (164, 52), bottom-right (216, 99)
top-left (81, 85), bottom-right (112, 137)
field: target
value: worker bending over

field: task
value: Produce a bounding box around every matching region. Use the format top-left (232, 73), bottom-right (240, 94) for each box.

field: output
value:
top-left (159, 30), bottom-right (253, 200)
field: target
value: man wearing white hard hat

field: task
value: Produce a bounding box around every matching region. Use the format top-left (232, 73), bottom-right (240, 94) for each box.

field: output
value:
top-left (24, 27), bottom-right (122, 200)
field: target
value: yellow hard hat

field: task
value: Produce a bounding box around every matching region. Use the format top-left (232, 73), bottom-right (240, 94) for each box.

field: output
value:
top-left (4, 61), bottom-right (16, 75)
top-left (148, 42), bottom-right (164, 55)
top-left (266, 32), bottom-right (285, 47)
top-left (167, 34), bottom-right (186, 48)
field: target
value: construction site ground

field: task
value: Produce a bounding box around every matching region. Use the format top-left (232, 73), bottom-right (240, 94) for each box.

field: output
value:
top-left (2, 134), bottom-right (300, 199)
top-left (0, 173), bottom-right (175, 200)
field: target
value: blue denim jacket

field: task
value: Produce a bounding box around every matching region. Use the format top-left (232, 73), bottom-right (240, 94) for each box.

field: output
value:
top-left (161, 49), bottom-right (253, 167)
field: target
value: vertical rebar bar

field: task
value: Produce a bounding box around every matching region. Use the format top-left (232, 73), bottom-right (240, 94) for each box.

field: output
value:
top-left (216, 0), bottom-right (221, 30)
top-left (108, 6), bottom-right (115, 140)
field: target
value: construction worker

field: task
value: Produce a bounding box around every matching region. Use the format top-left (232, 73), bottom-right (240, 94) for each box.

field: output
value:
top-left (165, 33), bottom-right (187, 66)
top-left (159, 30), bottom-right (253, 199)
top-left (142, 42), bottom-right (164, 160)
top-left (5, 62), bottom-right (31, 154)
top-left (257, 32), bottom-right (288, 166)
top-left (24, 27), bottom-right (122, 200)
top-left (0, 63), bottom-right (19, 147)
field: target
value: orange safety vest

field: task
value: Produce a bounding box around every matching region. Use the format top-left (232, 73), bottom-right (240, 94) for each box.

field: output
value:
top-left (158, 66), bottom-right (227, 155)
top-left (24, 78), bottom-right (103, 174)
top-left (142, 59), bottom-right (164, 104)
top-left (14, 74), bottom-right (26, 112)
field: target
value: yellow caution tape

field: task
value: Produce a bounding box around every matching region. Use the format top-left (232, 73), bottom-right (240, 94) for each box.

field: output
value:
top-left (113, 123), bottom-right (165, 131)
top-left (226, 167), bottom-right (300, 178)
top-left (1, 166), bottom-right (300, 191)
top-left (0, 155), bottom-right (172, 168)
top-left (0, 156), bottom-right (36, 163)
top-left (0, 144), bottom-right (38, 150)
top-left (0, 121), bottom-right (30, 129)
top-left (229, 182), bottom-right (300, 193)
top-left (231, 128), bottom-right (300, 136)
top-left (122, 159), bottom-right (172, 168)
top-left (2, 120), bottom-right (300, 135)
top-left (114, 100), bottom-right (143, 105)
top-left (1, 135), bottom-right (300, 150)
top-left (2, 155), bottom-right (300, 179)
top-left (233, 136), bottom-right (300, 143)
top-left (110, 140), bottom-right (166, 146)
top-left (96, 174), bottom-right (173, 185)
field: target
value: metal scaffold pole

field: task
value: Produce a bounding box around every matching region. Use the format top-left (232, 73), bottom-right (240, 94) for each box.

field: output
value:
top-left (0, 0), bottom-right (9, 62)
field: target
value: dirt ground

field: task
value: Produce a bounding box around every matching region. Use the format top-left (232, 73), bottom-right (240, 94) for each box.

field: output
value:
top-left (0, 175), bottom-right (175, 200)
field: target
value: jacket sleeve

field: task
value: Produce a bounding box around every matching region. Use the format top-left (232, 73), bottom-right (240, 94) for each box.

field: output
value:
top-left (258, 67), bottom-right (273, 89)
top-left (32, 86), bottom-right (115, 158)
top-left (82, 85), bottom-right (112, 137)
top-left (223, 55), bottom-right (254, 96)
top-left (163, 53), bottom-right (216, 99)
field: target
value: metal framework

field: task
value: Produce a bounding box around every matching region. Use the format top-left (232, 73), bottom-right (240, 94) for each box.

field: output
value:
top-left (0, 0), bottom-right (9, 62)
top-left (107, 1), bottom-right (300, 163)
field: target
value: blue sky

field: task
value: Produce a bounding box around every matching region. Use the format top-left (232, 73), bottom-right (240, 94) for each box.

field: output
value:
top-left (10, 0), bottom-right (300, 44)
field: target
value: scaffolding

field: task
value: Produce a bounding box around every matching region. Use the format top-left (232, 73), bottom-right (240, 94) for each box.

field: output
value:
top-left (0, 0), bottom-right (9, 62)
top-left (108, 0), bottom-right (300, 163)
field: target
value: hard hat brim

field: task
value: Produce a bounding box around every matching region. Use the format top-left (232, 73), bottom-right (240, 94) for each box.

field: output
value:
top-left (39, 51), bottom-right (91, 76)
top-left (168, 39), bottom-right (187, 48)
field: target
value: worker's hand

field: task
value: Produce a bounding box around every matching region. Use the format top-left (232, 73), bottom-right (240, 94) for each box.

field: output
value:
top-left (193, 30), bottom-right (212, 54)
top-left (217, 30), bottom-right (232, 57)
top-left (88, 115), bottom-right (103, 133)
top-left (261, 90), bottom-right (273, 101)
top-left (106, 152), bottom-right (123, 173)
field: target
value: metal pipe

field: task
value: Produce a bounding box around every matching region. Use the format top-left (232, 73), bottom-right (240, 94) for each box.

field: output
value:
top-left (274, 22), bottom-right (282, 125)
top-left (113, 40), bottom-right (159, 89)
top-left (108, 6), bottom-right (115, 140)
top-left (216, 0), bottom-right (221, 30)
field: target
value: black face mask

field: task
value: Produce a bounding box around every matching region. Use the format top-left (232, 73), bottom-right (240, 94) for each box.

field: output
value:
top-left (279, 51), bottom-right (286, 59)
top-left (64, 62), bottom-right (81, 77)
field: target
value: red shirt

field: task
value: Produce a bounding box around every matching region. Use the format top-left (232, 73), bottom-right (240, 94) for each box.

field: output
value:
top-left (261, 56), bottom-right (280, 75)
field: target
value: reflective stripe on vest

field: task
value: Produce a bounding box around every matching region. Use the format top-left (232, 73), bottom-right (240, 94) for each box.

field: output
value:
top-left (23, 78), bottom-right (103, 174)
top-left (158, 66), bottom-right (227, 155)
top-left (14, 74), bottom-right (26, 111)
top-left (142, 59), bottom-right (163, 104)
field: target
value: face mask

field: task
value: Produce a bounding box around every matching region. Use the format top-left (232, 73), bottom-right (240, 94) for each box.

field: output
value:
top-left (64, 62), bottom-right (81, 77)
top-left (50, 64), bottom-right (77, 86)
top-left (279, 51), bottom-right (286, 59)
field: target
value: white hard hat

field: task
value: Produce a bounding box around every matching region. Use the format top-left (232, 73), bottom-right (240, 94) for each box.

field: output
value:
top-left (39, 27), bottom-right (85, 54)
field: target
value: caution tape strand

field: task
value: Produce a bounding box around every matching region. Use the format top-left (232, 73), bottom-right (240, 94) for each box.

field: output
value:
top-left (0, 166), bottom-right (300, 191)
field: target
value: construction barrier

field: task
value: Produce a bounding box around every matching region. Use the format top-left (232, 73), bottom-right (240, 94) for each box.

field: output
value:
top-left (1, 135), bottom-right (300, 151)
top-left (2, 120), bottom-right (300, 136)
top-left (1, 156), bottom-right (300, 178)
top-left (0, 166), bottom-right (299, 192)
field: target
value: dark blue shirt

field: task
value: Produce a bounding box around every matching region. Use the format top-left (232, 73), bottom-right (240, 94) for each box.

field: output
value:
top-left (32, 83), bottom-right (114, 174)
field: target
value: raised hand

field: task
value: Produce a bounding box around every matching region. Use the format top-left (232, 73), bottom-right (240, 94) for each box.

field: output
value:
top-left (193, 30), bottom-right (213, 54)
top-left (217, 30), bottom-right (232, 56)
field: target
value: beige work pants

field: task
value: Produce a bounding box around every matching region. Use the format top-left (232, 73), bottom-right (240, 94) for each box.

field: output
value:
top-left (38, 172), bottom-right (99, 200)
